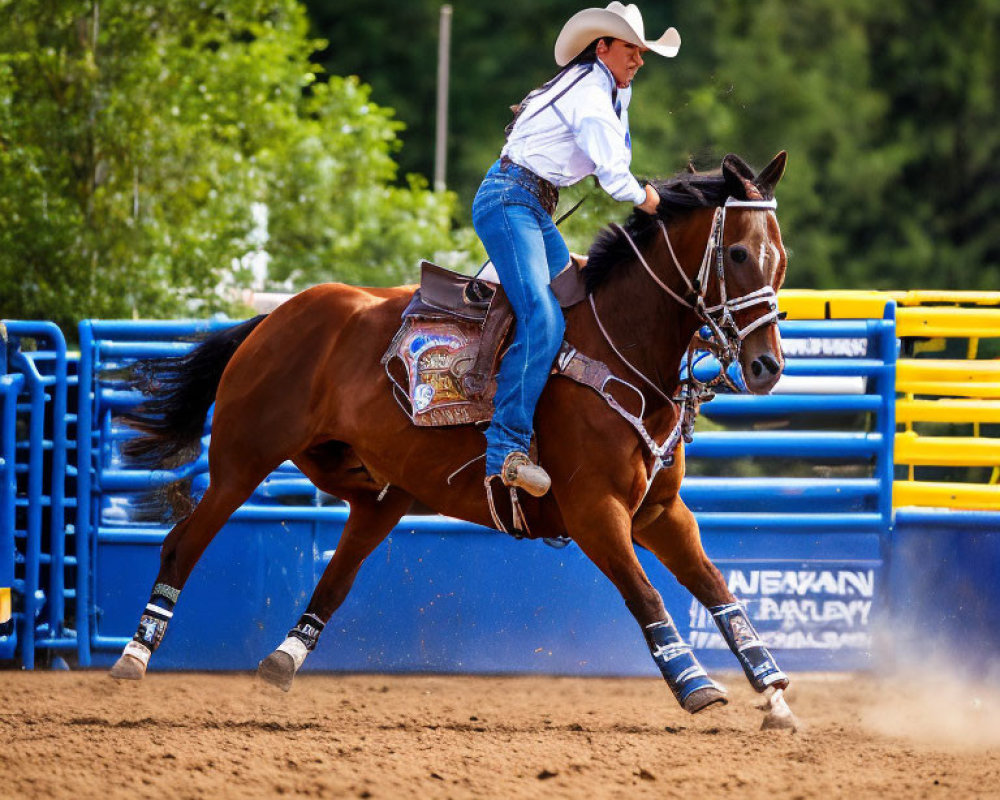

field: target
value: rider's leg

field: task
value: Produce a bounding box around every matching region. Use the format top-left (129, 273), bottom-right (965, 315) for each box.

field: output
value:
top-left (473, 195), bottom-right (568, 494)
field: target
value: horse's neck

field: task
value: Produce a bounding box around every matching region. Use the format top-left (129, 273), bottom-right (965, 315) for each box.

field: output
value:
top-left (583, 229), bottom-right (702, 401)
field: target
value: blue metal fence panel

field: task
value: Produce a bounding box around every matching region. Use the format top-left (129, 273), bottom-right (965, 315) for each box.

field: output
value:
top-left (1, 322), bottom-right (78, 667)
top-left (8, 307), bottom-right (1000, 677)
top-left (686, 316), bottom-right (893, 671)
top-left (0, 371), bottom-right (23, 658)
top-left (76, 318), bottom-right (243, 668)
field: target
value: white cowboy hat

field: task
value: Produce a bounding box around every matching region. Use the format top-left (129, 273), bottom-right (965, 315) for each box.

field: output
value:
top-left (554, 2), bottom-right (681, 66)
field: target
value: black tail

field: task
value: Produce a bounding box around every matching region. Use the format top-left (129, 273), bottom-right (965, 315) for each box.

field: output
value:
top-left (120, 315), bottom-right (268, 469)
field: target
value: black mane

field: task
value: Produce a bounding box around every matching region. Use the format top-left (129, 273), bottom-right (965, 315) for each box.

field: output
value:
top-left (583, 171), bottom-right (731, 294)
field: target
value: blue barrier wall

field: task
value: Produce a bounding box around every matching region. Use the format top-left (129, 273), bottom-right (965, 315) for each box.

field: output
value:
top-left (90, 514), bottom-right (882, 674)
top-left (3, 310), bottom-right (996, 677)
top-left (888, 510), bottom-right (1000, 678)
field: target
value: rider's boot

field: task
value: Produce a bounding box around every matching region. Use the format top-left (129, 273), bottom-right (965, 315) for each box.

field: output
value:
top-left (500, 450), bottom-right (550, 497)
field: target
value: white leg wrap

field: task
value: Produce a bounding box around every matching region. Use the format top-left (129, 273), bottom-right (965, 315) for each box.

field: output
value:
top-left (276, 636), bottom-right (310, 671)
top-left (123, 640), bottom-right (151, 667)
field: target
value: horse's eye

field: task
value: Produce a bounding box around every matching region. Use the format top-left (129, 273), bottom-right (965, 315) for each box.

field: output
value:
top-left (729, 246), bottom-right (749, 264)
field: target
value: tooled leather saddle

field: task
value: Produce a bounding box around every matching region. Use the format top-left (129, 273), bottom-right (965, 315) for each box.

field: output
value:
top-left (382, 260), bottom-right (587, 427)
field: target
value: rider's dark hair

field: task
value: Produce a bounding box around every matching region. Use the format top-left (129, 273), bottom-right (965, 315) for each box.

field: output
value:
top-left (505, 37), bottom-right (614, 139)
top-left (567, 37), bottom-right (610, 67)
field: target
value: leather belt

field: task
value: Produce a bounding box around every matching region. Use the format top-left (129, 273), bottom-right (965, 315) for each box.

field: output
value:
top-left (499, 156), bottom-right (559, 216)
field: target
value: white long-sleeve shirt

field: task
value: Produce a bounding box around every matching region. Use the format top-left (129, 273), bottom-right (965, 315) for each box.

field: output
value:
top-left (501, 59), bottom-right (645, 206)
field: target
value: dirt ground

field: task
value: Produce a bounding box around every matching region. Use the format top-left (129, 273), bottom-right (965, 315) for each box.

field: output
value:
top-left (1, 671), bottom-right (999, 800)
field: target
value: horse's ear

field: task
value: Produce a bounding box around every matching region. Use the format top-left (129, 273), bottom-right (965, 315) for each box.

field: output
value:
top-left (722, 153), bottom-right (757, 201)
top-left (755, 151), bottom-right (787, 199)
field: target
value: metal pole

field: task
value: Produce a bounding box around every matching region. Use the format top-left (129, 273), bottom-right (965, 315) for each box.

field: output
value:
top-left (434, 4), bottom-right (452, 192)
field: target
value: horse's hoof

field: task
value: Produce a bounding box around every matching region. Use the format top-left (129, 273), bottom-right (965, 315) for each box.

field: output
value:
top-left (109, 654), bottom-right (147, 681)
top-left (761, 708), bottom-right (798, 731)
top-left (683, 685), bottom-right (728, 714)
top-left (257, 651), bottom-right (295, 692)
top-left (760, 687), bottom-right (799, 732)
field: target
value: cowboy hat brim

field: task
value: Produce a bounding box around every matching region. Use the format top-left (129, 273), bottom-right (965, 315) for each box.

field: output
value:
top-left (554, 5), bottom-right (681, 66)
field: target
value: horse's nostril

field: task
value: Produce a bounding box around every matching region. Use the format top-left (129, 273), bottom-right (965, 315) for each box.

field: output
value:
top-left (751, 360), bottom-right (763, 377)
top-left (760, 354), bottom-right (780, 374)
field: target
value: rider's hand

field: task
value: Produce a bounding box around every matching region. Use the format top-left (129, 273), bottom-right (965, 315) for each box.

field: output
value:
top-left (637, 184), bottom-right (660, 215)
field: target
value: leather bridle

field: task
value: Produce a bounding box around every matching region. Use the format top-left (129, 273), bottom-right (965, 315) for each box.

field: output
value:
top-left (600, 196), bottom-right (781, 401)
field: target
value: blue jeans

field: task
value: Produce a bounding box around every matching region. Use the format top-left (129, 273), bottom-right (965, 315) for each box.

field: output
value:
top-left (472, 160), bottom-right (570, 476)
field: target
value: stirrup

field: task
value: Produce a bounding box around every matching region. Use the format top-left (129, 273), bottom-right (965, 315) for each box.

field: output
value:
top-left (485, 475), bottom-right (531, 539)
top-left (501, 451), bottom-right (551, 497)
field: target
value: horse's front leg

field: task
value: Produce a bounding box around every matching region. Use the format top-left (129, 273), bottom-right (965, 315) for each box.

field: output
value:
top-left (632, 457), bottom-right (795, 728)
top-left (633, 489), bottom-right (789, 696)
top-left (562, 494), bottom-right (727, 714)
top-left (257, 487), bottom-right (413, 692)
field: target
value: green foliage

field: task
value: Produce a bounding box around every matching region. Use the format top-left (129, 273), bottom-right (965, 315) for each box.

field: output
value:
top-left (2, 0), bottom-right (998, 331)
top-left (304, 0), bottom-right (1000, 291)
top-left (0, 0), bottom-right (457, 331)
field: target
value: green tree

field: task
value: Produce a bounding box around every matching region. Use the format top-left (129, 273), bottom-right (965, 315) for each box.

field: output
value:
top-left (304, 0), bottom-right (1000, 291)
top-left (302, 0), bottom-right (599, 219)
top-left (0, 0), bottom-right (459, 331)
top-left (865, 0), bottom-right (1000, 290)
top-left (629, 0), bottom-right (900, 289)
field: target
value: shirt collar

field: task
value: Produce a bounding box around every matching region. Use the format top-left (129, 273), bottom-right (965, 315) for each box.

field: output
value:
top-left (594, 58), bottom-right (631, 110)
top-left (594, 58), bottom-right (616, 95)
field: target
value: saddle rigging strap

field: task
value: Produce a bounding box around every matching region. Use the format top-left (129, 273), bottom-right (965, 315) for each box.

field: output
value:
top-left (552, 342), bottom-right (687, 500)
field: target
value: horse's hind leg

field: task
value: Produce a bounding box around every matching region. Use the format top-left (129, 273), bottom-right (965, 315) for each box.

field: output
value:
top-left (633, 492), bottom-right (789, 695)
top-left (562, 495), bottom-right (727, 714)
top-left (109, 468), bottom-right (276, 680)
top-left (257, 487), bottom-right (413, 691)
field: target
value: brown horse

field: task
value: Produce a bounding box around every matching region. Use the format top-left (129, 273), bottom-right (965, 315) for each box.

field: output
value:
top-left (111, 153), bottom-right (792, 720)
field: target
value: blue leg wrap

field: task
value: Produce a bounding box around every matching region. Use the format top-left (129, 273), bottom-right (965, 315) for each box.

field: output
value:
top-left (132, 584), bottom-right (179, 653)
top-left (644, 617), bottom-right (720, 706)
top-left (710, 602), bottom-right (788, 692)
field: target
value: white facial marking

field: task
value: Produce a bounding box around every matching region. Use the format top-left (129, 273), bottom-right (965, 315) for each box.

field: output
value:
top-left (769, 243), bottom-right (781, 282)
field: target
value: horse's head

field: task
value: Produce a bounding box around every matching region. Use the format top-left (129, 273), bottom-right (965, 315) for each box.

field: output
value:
top-left (582, 153), bottom-right (788, 399)
top-left (707, 152), bottom-right (788, 394)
